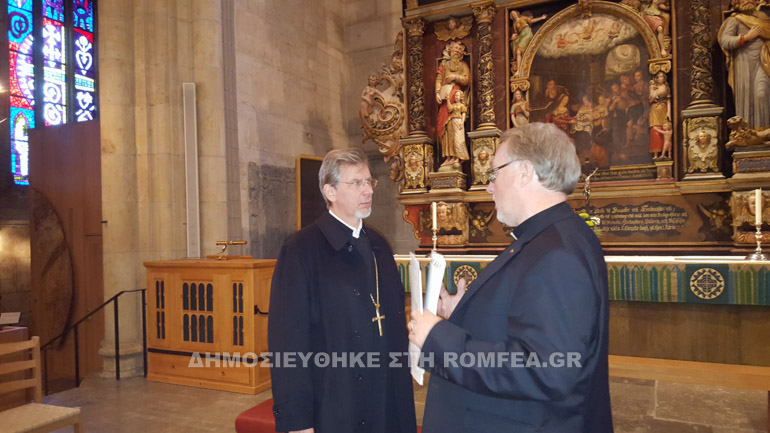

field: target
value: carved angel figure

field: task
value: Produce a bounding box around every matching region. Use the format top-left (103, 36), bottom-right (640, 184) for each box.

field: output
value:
top-left (510, 10), bottom-right (548, 77)
top-left (360, 73), bottom-right (385, 119)
top-left (435, 16), bottom-right (473, 41)
top-left (643, 0), bottom-right (671, 56)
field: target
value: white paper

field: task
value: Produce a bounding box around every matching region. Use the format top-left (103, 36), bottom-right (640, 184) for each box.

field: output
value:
top-left (424, 250), bottom-right (446, 315)
top-left (0, 312), bottom-right (21, 325)
top-left (408, 253), bottom-right (424, 385)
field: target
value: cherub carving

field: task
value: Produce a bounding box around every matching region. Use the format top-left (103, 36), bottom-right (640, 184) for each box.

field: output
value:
top-left (435, 16), bottom-right (473, 41)
top-left (470, 209), bottom-right (496, 237)
top-left (687, 130), bottom-right (719, 173)
top-left (698, 202), bottom-right (732, 237)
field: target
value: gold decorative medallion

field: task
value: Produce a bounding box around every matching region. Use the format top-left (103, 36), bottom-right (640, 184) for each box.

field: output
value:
top-left (689, 268), bottom-right (725, 300)
top-left (453, 265), bottom-right (478, 287)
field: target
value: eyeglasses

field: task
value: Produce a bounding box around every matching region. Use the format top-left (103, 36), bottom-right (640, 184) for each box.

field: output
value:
top-left (337, 177), bottom-right (379, 189)
top-left (487, 159), bottom-right (523, 183)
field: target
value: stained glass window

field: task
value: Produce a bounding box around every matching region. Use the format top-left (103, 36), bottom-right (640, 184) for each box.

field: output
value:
top-left (73, 0), bottom-right (94, 122)
top-left (6, 0), bottom-right (97, 185)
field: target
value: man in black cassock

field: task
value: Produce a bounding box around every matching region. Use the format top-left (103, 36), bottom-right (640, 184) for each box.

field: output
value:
top-left (410, 123), bottom-right (613, 432)
top-left (268, 148), bottom-right (416, 433)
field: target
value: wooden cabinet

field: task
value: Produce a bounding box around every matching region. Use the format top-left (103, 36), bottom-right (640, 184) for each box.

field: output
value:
top-left (144, 258), bottom-right (275, 394)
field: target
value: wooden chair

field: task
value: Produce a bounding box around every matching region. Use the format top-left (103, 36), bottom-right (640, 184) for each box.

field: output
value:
top-left (0, 336), bottom-right (81, 433)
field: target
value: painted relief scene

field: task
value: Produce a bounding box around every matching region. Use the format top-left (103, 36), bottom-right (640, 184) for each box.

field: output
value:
top-left (510, 3), bottom-right (672, 179)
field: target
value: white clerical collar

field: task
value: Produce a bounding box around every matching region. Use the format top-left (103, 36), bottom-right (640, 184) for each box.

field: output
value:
top-left (329, 210), bottom-right (363, 238)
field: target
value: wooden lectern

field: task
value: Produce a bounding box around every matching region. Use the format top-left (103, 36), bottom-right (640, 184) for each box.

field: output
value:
top-left (144, 258), bottom-right (275, 394)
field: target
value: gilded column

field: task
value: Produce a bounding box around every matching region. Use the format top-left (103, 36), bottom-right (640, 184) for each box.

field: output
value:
top-left (472, 2), bottom-right (497, 129)
top-left (681, 0), bottom-right (724, 180)
top-left (468, 1), bottom-right (500, 190)
top-left (688, 0), bottom-right (715, 106)
top-left (401, 17), bottom-right (433, 194)
top-left (404, 18), bottom-right (426, 136)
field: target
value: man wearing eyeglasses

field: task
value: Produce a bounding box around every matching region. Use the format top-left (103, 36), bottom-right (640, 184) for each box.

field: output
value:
top-left (409, 123), bottom-right (613, 432)
top-left (268, 148), bottom-right (417, 433)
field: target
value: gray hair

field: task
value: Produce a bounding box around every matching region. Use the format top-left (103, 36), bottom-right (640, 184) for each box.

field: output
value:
top-left (498, 123), bottom-right (581, 194)
top-left (318, 148), bottom-right (369, 207)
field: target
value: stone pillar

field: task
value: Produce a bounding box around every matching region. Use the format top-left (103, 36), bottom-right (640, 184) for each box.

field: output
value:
top-left (469, 2), bottom-right (501, 190)
top-left (99, 0), bottom-right (143, 378)
top-left (99, 0), bottom-right (231, 378)
top-left (681, 0), bottom-right (724, 180)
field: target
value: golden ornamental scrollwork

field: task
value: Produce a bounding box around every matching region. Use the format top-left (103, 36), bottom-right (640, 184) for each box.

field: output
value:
top-left (688, 0), bottom-right (715, 104)
top-left (472, 2), bottom-right (497, 24)
top-left (361, 33), bottom-right (406, 163)
top-left (509, 79), bottom-right (531, 93)
top-left (403, 17), bottom-right (425, 37)
top-left (425, 144), bottom-right (434, 174)
top-left (403, 144), bottom-right (426, 189)
top-left (403, 209), bottom-right (422, 240)
top-left (689, 268), bottom-right (725, 300)
top-left (471, 137), bottom-right (496, 185)
top-left (648, 60), bottom-right (671, 75)
top-left (684, 116), bottom-right (720, 174)
top-left (453, 265), bottom-right (479, 287)
top-left (518, 1), bottom-right (666, 81)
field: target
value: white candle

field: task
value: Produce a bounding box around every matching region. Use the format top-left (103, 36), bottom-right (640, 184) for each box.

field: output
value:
top-left (756, 189), bottom-right (763, 227)
top-left (432, 202), bottom-right (437, 231)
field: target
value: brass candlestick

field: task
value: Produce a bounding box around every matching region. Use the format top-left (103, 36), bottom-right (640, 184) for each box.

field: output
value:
top-left (746, 224), bottom-right (767, 261)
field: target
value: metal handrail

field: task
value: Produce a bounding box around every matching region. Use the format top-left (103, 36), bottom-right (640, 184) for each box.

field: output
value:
top-left (41, 289), bottom-right (147, 395)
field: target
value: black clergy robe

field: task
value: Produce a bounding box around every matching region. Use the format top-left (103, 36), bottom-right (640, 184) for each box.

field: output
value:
top-left (268, 212), bottom-right (417, 433)
top-left (421, 202), bottom-right (613, 432)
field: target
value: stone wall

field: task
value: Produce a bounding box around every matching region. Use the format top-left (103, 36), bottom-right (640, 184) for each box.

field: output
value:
top-left (344, 0), bottom-right (418, 254)
top-left (235, 0), bottom-right (417, 255)
top-left (248, 163), bottom-right (295, 259)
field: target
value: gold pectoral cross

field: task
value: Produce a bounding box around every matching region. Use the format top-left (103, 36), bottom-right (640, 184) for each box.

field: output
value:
top-left (370, 296), bottom-right (386, 337)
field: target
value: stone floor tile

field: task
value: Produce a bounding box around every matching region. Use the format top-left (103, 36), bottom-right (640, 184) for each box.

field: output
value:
top-left (655, 382), bottom-right (768, 431)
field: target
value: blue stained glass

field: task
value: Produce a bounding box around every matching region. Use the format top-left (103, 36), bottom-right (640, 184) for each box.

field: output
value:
top-left (73, 0), bottom-right (92, 32)
top-left (42, 22), bottom-right (64, 64)
top-left (12, 52), bottom-right (35, 103)
top-left (73, 32), bottom-right (92, 75)
top-left (10, 107), bottom-right (33, 185)
top-left (75, 90), bottom-right (94, 122)
top-left (74, 75), bottom-right (93, 90)
top-left (44, 63), bottom-right (65, 83)
top-left (8, 5), bottom-right (32, 46)
top-left (10, 106), bottom-right (35, 129)
top-left (42, 0), bottom-right (63, 22)
top-left (11, 0), bottom-right (31, 12)
top-left (42, 80), bottom-right (64, 104)
top-left (44, 101), bottom-right (65, 125)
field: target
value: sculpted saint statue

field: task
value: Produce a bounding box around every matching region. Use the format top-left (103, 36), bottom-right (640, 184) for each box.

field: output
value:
top-left (648, 71), bottom-right (672, 159)
top-left (435, 41), bottom-right (470, 170)
top-left (718, 0), bottom-right (770, 129)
